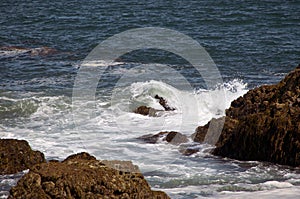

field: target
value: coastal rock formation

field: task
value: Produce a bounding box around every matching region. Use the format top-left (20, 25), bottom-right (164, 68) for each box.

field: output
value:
top-left (9, 152), bottom-right (170, 199)
top-left (193, 66), bottom-right (300, 166)
top-left (137, 131), bottom-right (188, 145)
top-left (0, 139), bottom-right (45, 175)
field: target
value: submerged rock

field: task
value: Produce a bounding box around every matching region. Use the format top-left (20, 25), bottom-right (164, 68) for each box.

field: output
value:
top-left (9, 152), bottom-right (170, 199)
top-left (193, 66), bottom-right (300, 167)
top-left (0, 139), bottom-right (45, 175)
top-left (0, 46), bottom-right (58, 57)
top-left (137, 131), bottom-right (188, 145)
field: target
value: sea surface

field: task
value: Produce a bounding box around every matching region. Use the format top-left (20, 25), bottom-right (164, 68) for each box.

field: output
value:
top-left (1, 0), bottom-right (300, 198)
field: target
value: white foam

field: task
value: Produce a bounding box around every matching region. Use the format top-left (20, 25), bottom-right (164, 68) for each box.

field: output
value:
top-left (262, 181), bottom-right (293, 188)
top-left (217, 187), bottom-right (300, 199)
top-left (6, 77), bottom-right (300, 199)
top-left (81, 60), bottom-right (124, 67)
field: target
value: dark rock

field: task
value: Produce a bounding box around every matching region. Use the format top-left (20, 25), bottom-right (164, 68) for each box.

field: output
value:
top-left (62, 151), bottom-right (96, 162)
top-left (179, 146), bottom-right (200, 156)
top-left (9, 152), bottom-right (170, 199)
top-left (164, 131), bottom-right (189, 145)
top-left (0, 139), bottom-right (46, 175)
top-left (137, 131), bottom-right (188, 145)
top-left (134, 106), bottom-right (159, 116)
top-left (192, 117), bottom-right (238, 145)
top-left (154, 95), bottom-right (175, 111)
top-left (192, 123), bottom-right (209, 143)
top-left (134, 95), bottom-right (175, 116)
top-left (137, 133), bottom-right (162, 144)
top-left (193, 66), bottom-right (300, 167)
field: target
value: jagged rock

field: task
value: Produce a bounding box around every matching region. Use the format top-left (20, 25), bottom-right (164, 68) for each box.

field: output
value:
top-left (9, 152), bottom-right (170, 199)
top-left (0, 139), bottom-right (46, 175)
top-left (193, 66), bottom-right (300, 167)
top-left (137, 131), bottom-right (188, 145)
top-left (134, 95), bottom-right (175, 116)
top-left (154, 95), bottom-right (175, 111)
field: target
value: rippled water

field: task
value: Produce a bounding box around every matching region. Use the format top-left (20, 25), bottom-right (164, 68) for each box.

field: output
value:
top-left (1, 1), bottom-right (300, 198)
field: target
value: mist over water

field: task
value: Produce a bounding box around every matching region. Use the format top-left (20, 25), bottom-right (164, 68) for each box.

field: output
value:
top-left (1, 0), bottom-right (300, 198)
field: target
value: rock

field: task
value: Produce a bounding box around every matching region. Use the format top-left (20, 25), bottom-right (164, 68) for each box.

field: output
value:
top-left (164, 131), bottom-right (189, 145)
top-left (178, 145), bottom-right (200, 156)
top-left (193, 66), bottom-right (300, 167)
top-left (62, 151), bottom-right (96, 162)
top-left (0, 139), bottom-right (46, 175)
top-left (0, 46), bottom-right (58, 57)
top-left (154, 95), bottom-right (175, 111)
top-left (192, 117), bottom-right (238, 145)
top-left (134, 95), bottom-right (175, 116)
top-left (9, 152), bottom-right (170, 199)
top-left (137, 131), bottom-right (188, 145)
top-left (134, 106), bottom-right (160, 116)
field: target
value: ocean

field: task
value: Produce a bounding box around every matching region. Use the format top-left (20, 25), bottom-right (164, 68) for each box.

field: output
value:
top-left (1, 0), bottom-right (300, 198)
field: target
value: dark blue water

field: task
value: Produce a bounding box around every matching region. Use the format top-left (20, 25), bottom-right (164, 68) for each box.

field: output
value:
top-left (1, 1), bottom-right (300, 198)
top-left (1, 0), bottom-right (299, 90)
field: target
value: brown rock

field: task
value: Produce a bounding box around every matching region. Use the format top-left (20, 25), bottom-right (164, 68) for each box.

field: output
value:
top-left (164, 131), bottom-right (189, 145)
top-left (134, 95), bottom-right (175, 116)
top-left (134, 106), bottom-right (159, 116)
top-left (192, 117), bottom-right (238, 145)
top-left (137, 131), bottom-right (188, 145)
top-left (0, 139), bottom-right (45, 175)
top-left (9, 152), bottom-right (170, 199)
top-left (193, 66), bottom-right (300, 167)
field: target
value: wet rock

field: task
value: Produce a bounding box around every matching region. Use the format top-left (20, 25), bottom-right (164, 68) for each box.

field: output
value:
top-left (134, 95), bottom-right (175, 116)
top-left (164, 131), bottom-right (189, 145)
top-left (193, 66), bottom-right (300, 167)
top-left (192, 117), bottom-right (238, 145)
top-left (0, 139), bottom-right (46, 175)
top-left (154, 95), bottom-right (175, 111)
top-left (134, 106), bottom-right (160, 116)
top-left (0, 46), bottom-right (58, 57)
top-left (137, 131), bottom-right (188, 145)
top-left (178, 144), bottom-right (200, 156)
top-left (9, 152), bottom-right (170, 199)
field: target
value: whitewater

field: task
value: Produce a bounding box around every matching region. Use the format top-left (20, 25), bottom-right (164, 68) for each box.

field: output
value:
top-left (1, 62), bottom-right (300, 198)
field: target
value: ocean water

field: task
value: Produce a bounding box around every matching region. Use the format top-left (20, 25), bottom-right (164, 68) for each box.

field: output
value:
top-left (1, 0), bottom-right (300, 198)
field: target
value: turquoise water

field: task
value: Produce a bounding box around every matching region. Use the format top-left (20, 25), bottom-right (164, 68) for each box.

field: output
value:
top-left (1, 1), bottom-right (300, 198)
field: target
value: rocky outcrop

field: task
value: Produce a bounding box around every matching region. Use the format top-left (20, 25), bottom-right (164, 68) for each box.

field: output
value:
top-left (9, 152), bottom-right (170, 199)
top-left (134, 95), bottom-right (175, 116)
top-left (193, 66), bottom-right (300, 167)
top-left (0, 139), bottom-right (45, 175)
top-left (137, 131), bottom-right (188, 145)
top-left (134, 106), bottom-right (159, 116)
